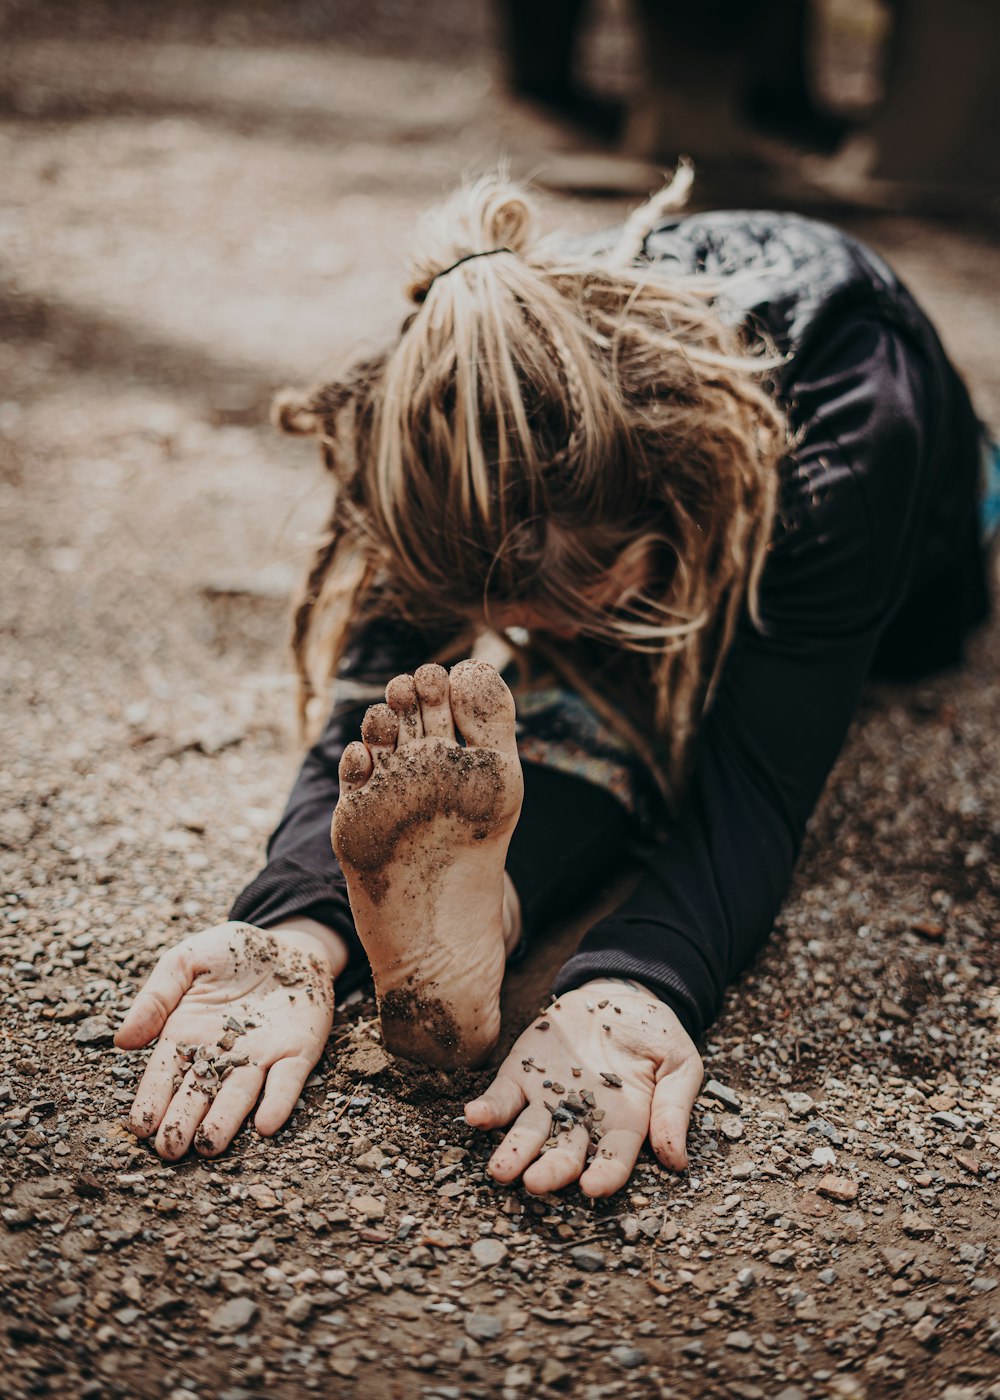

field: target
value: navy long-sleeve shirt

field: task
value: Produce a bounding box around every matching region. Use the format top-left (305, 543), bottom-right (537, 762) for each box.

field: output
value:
top-left (232, 210), bottom-right (989, 1040)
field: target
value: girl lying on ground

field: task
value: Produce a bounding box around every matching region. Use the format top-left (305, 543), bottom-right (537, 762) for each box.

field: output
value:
top-left (114, 167), bottom-right (993, 1195)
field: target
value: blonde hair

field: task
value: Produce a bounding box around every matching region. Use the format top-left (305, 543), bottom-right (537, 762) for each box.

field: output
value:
top-left (278, 166), bottom-right (786, 806)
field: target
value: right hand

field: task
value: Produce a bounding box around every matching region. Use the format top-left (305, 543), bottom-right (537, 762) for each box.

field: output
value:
top-left (114, 920), bottom-right (341, 1160)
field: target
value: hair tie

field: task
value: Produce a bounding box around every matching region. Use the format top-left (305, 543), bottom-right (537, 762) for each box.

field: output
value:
top-left (415, 247), bottom-right (514, 302)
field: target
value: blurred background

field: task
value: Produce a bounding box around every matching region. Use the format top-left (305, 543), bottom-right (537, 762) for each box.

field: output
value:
top-left (1, 0), bottom-right (998, 887)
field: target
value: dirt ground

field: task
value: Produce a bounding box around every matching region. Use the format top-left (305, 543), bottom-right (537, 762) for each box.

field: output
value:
top-left (1, 5), bottom-right (999, 1399)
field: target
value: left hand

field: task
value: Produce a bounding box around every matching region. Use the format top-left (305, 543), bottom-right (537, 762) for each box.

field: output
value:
top-left (465, 979), bottom-right (703, 1197)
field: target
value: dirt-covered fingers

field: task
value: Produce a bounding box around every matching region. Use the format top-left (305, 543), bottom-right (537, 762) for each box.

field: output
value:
top-left (153, 1068), bottom-right (216, 1160)
top-left (579, 1124), bottom-right (646, 1198)
top-left (486, 1101), bottom-right (554, 1183)
top-left (385, 673), bottom-right (422, 744)
top-left (648, 1056), bottom-right (703, 1172)
top-left (115, 946), bottom-right (191, 1049)
top-left (193, 1064), bottom-right (266, 1157)
top-left (465, 1072), bottom-right (526, 1130)
top-left (255, 1055), bottom-right (314, 1137)
top-left (521, 1121), bottom-right (591, 1195)
top-left (128, 1041), bottom-right (183, 1139)
top-left (360, 703), bottom-right (399, 768)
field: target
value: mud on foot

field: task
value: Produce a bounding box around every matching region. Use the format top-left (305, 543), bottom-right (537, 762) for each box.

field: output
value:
top-left (332, 659), bottom-right (523, 1069)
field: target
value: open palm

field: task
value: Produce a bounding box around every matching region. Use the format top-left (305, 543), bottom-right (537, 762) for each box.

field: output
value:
top-left (466, 979), bottom-right (703, 1197)
top-left (115, 921), bottom-right (335, 1159)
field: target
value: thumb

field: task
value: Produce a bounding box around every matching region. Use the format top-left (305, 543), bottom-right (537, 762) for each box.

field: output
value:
top-left (115, 944), bottom-right (192, 1049)
top-left (648, 1053), bottom-right (703, 1172)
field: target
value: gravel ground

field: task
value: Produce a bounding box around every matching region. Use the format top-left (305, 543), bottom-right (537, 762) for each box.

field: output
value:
top-left (1, 9), bottom-right (999, 1399)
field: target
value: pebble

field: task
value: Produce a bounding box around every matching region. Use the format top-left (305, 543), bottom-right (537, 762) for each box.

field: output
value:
top-left (725, 1330), bottom-right (754, 1351)
top-left (702, 1080), bottom-right (741, 1112)
top-left (912, 1315), bottom-right (936, 1344)
top-left (609, 1345), bottom-right (646, 1369)
top-left (470, 1238), bottom-right (508, 1269)
top-left (284, 1296), bottom-right (314, 1326)
top-left (568, 1246), bottom-right (605, 1273)
top-left (73, 1017), bottom-right (114, 1046)
top-left (902, 1214), bottom-right (935, 1238)
top-left (816, 1175), bottom-right (858, 1203)
top-left (782, 1091), bottom-right (815, 1119)
top-left (349, 1195), bottom-right (386, 1221)
top-left (931, 1111), bottom-right (967, 1131)
top-left (719, 1114), bottom-right (743, 1141)
top-left (210, 1297), bottom-right (258, 1335)
top-left (464, 1312), bottom-right (503, 1342)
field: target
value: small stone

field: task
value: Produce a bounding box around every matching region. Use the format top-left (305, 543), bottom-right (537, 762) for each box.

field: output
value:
top-left (210, 1297), bottom-right (258, 1334)
top-left (247, 1184), bottom-right (278, 1210)
top-left (902, 1215), bottom-right (935, 1238)
top-left (464, 1312), bottom-right (503, 1342)
top-left (719, 1114), bottom-right (743, 1141)
top-left (569, 1246), bottom-right (605, 1273)
top-left (620, 1216), bottom-right (641, 1243)
top-left (284, 1296), bottom-right (314, 1326)
top-left (953, 1152), bottom-right (981, 1175)
top-left (471, 1238), bottom-right (508, 1268)
top-left (730, 1160), bottom-right (754, 1180)
top-left (610, 1345), bottom-right (646, 1369)
top-left (540, 1358), bottom-right (570, 1387)
top-left (912, 1316), bottom-right (936, 1344)
top-left (73, 1017), bottom-right (114, 1046)
top-left (725, 1330), bottom-right (754, 1351)
top-left (782, 1091), bottom-right (815, 1119)
top-left (931, 1111), bottom-right (966, 1131)
top-left (816, 1175), bottom-right (858, 1203)
top-left (879, 1247), bottom-right (915, 1277)
top-left (354, 1148), bottom-right (386, 1172)
top-left (349, 1194), bottom-right (386, 1221)
top-left (703, 1080), bottom-right (741, 1112)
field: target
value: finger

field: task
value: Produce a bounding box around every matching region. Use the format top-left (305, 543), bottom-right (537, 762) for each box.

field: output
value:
top-left (361, 703), bottom-right (399, 768)
top-left (255, 1055), bottom-right (313, 1137)
top-left (115, 946), bottom-right (191, 1049)
top-left (487, 1101), bottom-right (554, 1184)
top-left (339, 740), bottom-right (373, 793)
top-left (194, 1064), bottom-right (266, 1157)
top-left (386, 673), bottom-right (422, 745)
top-left (413, 664), bottom-right (455, 740)
top-left (649, 1056), bottom-right (703, 1172)
top-left (128, 1041), bottom-right (183, 1139)
top-left (154, 1069), bottom-right (214, 1161)
top-left (579, 1125), bottom-right (646, 1199)
top-left (522, 1122), bottom-right (589, 1195)
top-left (465, 1072), bottom-right (527, 1129)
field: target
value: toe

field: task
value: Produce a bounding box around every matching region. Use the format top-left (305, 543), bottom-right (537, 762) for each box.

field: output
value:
top-left (449, 659), bottom-right (517, 751)
top-left (414, 663), bottom-right (455, 740)
top-left (386, 673), bottom-right (422, 744)
top-left (361, 702), bottom-right (399, 767)
top-left (339, 740), bottom-right (373, 792)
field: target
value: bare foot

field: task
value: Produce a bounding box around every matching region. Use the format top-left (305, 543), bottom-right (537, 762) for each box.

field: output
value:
top-left (332, 659), bottom-right (523, 1068)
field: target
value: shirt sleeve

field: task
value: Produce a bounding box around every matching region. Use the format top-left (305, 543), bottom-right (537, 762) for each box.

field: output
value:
top-left (551, 316), bottom-right (935, 1038)
top-left (229, 612), bottom-right (457, 990)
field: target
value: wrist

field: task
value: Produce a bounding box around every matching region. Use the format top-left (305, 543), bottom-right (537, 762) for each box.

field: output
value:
top-left (267, 917), bottom-right (351, 979)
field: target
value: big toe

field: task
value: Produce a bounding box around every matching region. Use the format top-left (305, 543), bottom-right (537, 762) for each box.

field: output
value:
top-left (449, 660), bottom-right (517, 751)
